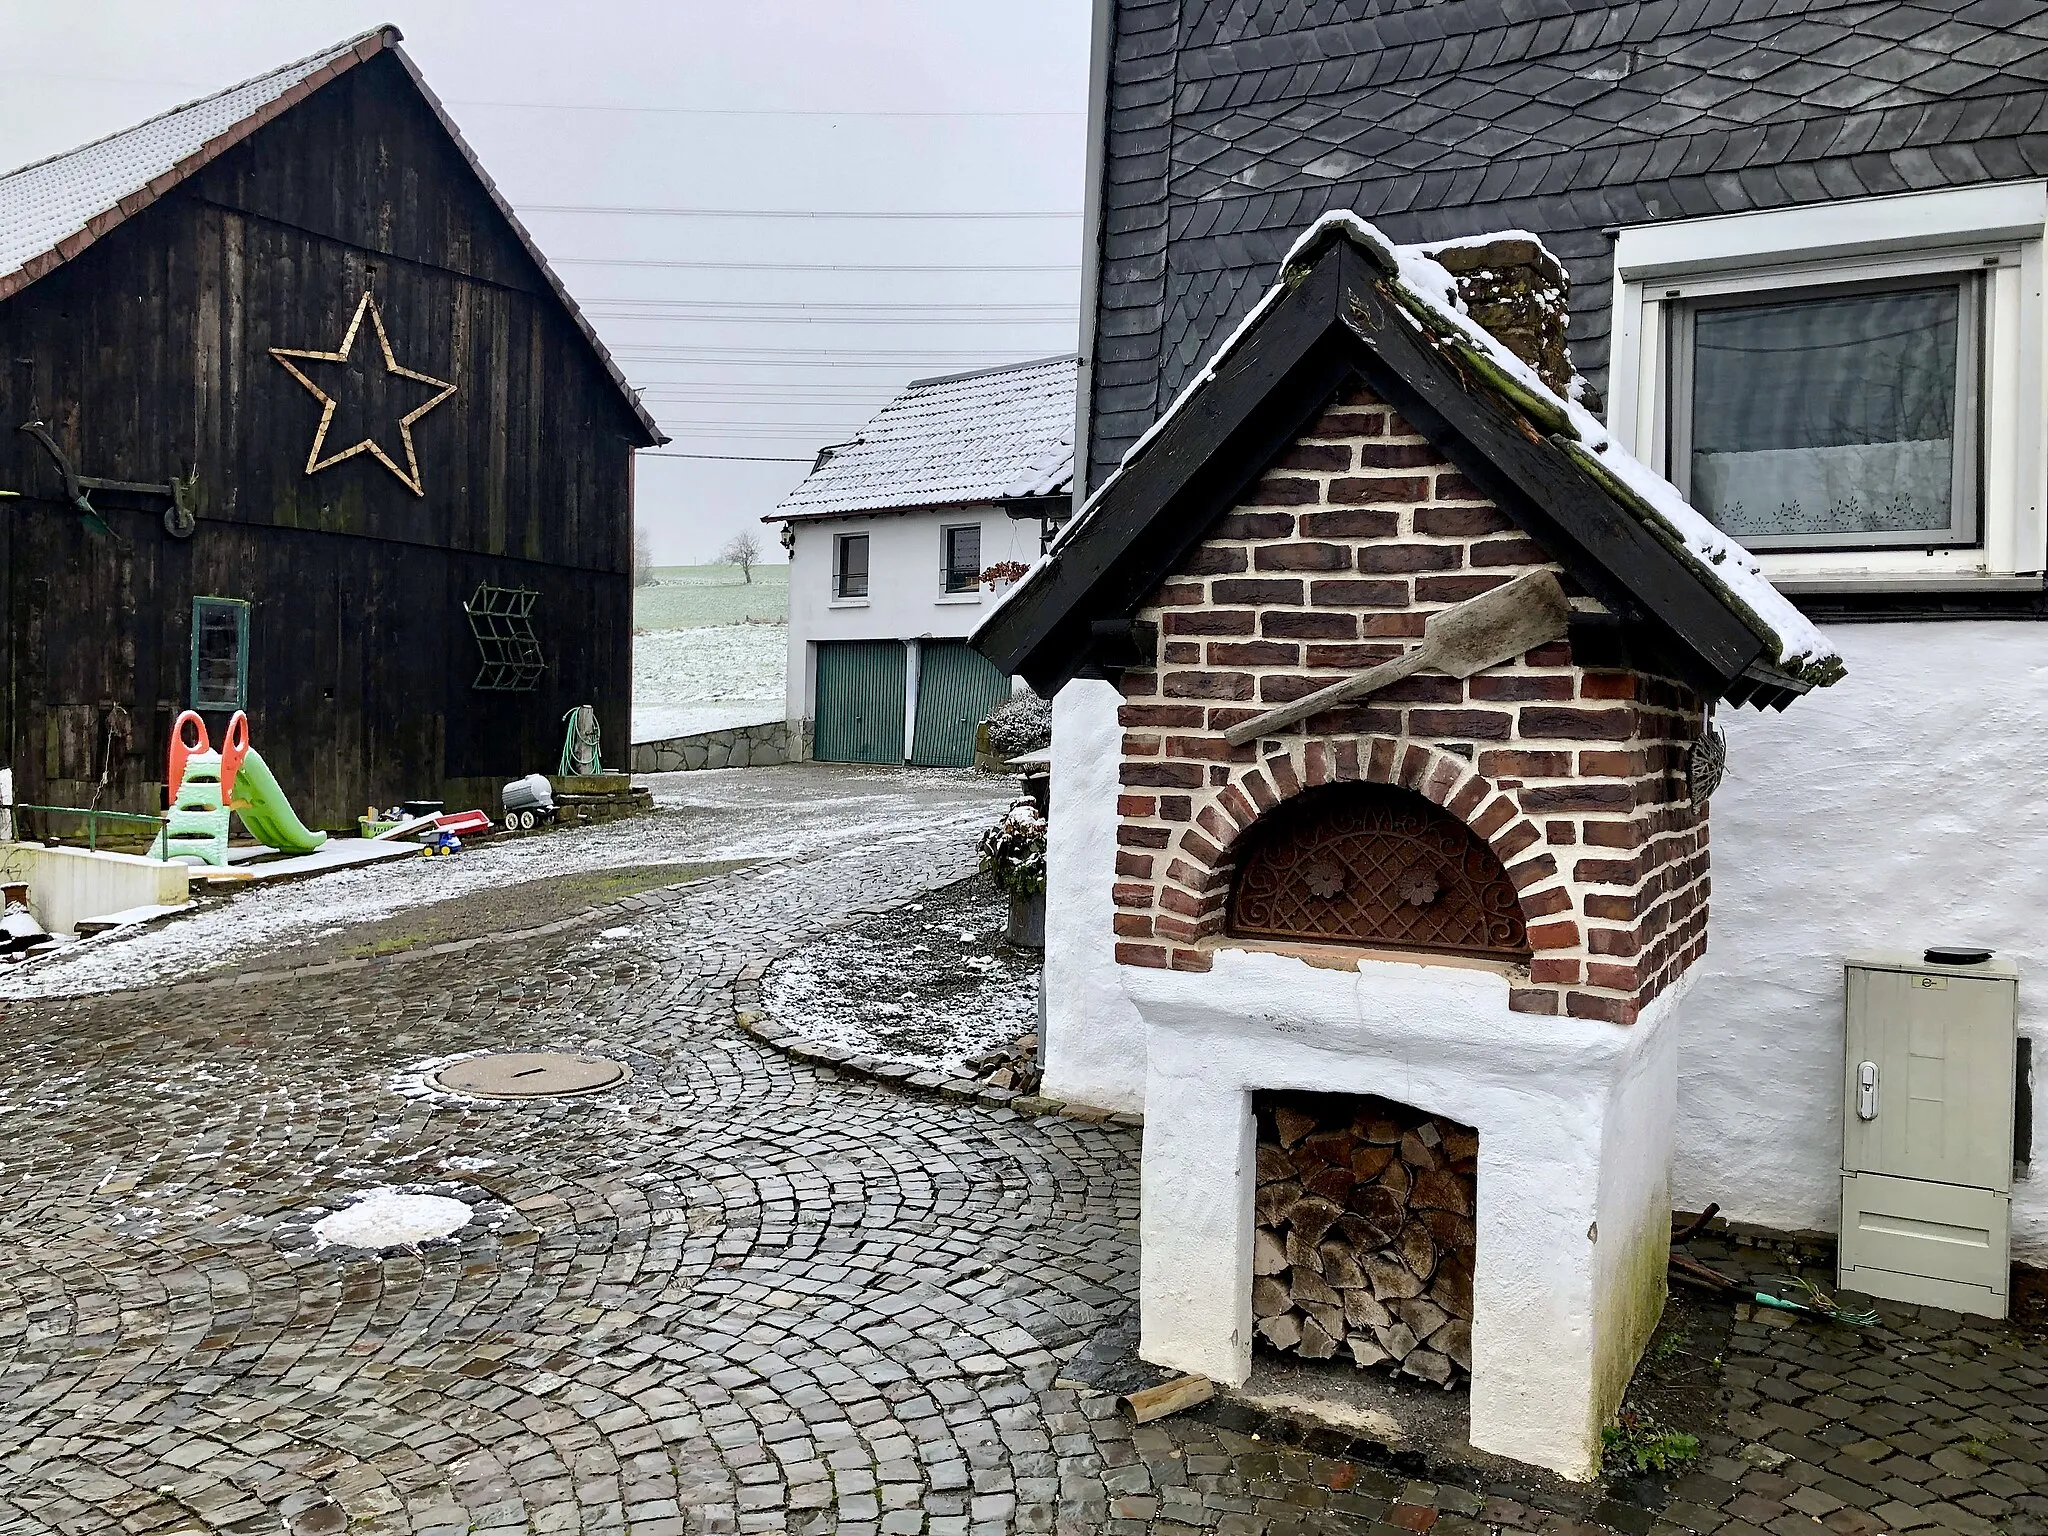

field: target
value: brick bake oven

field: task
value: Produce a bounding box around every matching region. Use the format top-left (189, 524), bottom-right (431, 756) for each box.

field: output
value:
top-left (975, 215), bottom-right (1841, 1478)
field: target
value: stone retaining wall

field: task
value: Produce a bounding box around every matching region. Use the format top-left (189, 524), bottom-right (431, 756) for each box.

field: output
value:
top-left (631, 720), bottom-right (803, 773)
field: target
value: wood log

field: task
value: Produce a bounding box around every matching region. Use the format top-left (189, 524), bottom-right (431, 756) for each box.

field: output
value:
top-left (1411, 1169), bottom-right (1471, 1215)
top-left (1400, 1130), bottom-right (1440, 1171)
top-left (1344, 1184), bottom-right (1405, 1245)
top-left (1364, 1253), bottom-right (1423, 1300)
top-left (1297, 1314), bottom-right (1341, 1359)
top-left (1377, 1160), bottom-right (1411, 1199)
top-left (1419, 1208), bottom-right (1475, 1251)
top-left (1252, 1276), bottom-right (1292, 1317)
top-left (1282, 1194), bottom-right (1342, 1246)
top-left (1319, 1241), bottom-right (1365, 1290)
top-left (1256, 1179), bottom-right (1301, 1226)
top-left (1436, 1252), bottom-right (1474, 1319)
top-left (1300, 1301), bottom-right (1344, 1346)
top-left (1302, 1164), bottom-right (1354, 1204)
top-left (1257, 1313), bottom-right (1302, 1351)
top-left (1443, 1128), bottom-right (1479, 1162)
top-left (1350, 1143), bottom-right (1397, 1180)
top-left (1256, 1144), bottom-right (1297, 1184)
top-left (1398, 1297), bottom-right (1447, 1340)
top-left (1343, 1288), bottom-right (1392, 1331)
top-left (1120, 1374), bottom-right (1216, 1423)
top-left (1437, 1319), bottom-right (1472, 1371)
top-left (1349, 1335), bottom-right (1391, 1369)
top-left (1361, 1114), bottom-right (1403, 1144)
top-left (1377, 1320), bottom-right (1417, 1358)
top-left (1274, 1106), bottom-right (1317, 1146)
top-left (1291, 1269), bottom-right (1341, 1309)
top-left (1403, 1347), bottom-right (1453, 1386)
top-left (1253, 1229), bottom-right (1288, 1277)
top-left (1284, 1230), bottom-right (1325, 1274)
top-left (1397, 1220), bottom-right (1437, 1282)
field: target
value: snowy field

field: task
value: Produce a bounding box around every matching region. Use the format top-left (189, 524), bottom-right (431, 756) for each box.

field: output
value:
top-left (0, 765), bottom-right (1009, 1001)
top-left (632, 564), bottom-right (788, 744)
top-left (632, 625), bottom-right (786, 743)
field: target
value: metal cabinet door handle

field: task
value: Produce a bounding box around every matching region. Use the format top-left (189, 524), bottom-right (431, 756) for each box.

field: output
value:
top-left (1857, 1061), bottom-right (1879, 1121)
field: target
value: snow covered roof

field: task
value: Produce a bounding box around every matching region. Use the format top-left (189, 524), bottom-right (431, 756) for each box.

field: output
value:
top-left (772, 354), bottom-right (1077, 523)
top-left (976, 214), bottom-right (1844, 706)
top-left (0, 25), bottom-right (663, 445)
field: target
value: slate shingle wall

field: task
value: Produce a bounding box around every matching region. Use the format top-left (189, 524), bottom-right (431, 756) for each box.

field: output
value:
top-left (1086, 0), bottom-right (2048, 489)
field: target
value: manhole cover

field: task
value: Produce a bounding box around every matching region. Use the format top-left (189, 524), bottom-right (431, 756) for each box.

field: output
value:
top-left (428, 1051), bottom-right (628, 1098)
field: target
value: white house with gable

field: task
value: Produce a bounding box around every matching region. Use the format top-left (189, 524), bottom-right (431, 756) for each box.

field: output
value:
top-left (767, 355), bottom-right (1074, 767)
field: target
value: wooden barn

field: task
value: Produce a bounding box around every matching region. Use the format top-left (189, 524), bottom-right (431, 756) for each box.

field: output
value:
top-left (0, 26), bottom-right (663, 831)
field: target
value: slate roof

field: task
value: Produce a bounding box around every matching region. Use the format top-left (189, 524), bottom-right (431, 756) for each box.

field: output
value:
top-left (0, 25), bottom-right (663, 444)
top-left (1086, 0), bottom-right (2048, 488)
top-left (772, 355), bottom-right (1078, 522)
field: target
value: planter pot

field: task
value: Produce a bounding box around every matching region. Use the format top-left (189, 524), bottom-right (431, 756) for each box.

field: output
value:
top-left (1006, 889), bottom-right (1046, 950)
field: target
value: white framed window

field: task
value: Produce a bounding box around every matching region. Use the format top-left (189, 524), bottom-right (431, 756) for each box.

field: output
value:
top-left (942, 522), bottom-right (982, 594)
top-left (834, 532), bottom-right (870, 599)
top-left (1607, 182), bottom-right (2047, 592)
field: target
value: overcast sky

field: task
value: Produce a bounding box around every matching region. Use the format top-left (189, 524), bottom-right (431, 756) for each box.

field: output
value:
top-left (0, 1), bottom-right (1093, 564)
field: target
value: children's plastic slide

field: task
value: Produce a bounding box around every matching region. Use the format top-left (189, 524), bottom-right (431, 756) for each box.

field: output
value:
top-left (151, 710), bottom-right (326, 864)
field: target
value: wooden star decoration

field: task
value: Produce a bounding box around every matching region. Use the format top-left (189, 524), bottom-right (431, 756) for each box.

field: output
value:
top-left (270, 293), bottom-right (456, 497)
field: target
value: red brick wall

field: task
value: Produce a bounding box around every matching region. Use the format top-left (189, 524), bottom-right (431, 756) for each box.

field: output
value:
top-left (1113, 385), bottom-right (1708, 1024)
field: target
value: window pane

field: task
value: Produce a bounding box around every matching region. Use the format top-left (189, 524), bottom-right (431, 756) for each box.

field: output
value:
top-left (193, 602), bottom-right (244, 708)
top-left (945, 526), bottom-right (980, 592)
top-left (839, 535), bottom-right (868, 598)
top-left (1690, 285), bottom-right (1962, 542)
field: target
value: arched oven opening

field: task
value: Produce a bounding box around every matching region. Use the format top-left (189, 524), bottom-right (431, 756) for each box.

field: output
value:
top-left (1226, 782), bottom-right (1531, 962)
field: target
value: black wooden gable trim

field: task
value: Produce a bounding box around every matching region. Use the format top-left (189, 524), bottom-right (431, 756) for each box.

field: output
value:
top-left (977, 236), bottom-right (1803, 709)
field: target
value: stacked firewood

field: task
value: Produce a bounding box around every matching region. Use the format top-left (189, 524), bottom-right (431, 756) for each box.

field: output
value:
top-left (1254, 1094), bottom-right (1477, 1385)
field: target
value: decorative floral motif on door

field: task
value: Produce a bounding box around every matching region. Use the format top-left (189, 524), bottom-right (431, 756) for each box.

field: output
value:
top-left (1227, 783), bottom-right (1531, 960)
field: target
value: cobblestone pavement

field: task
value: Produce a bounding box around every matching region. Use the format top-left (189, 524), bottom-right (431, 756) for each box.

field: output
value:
top-left (0, 766), bottom-right (2043, 1535)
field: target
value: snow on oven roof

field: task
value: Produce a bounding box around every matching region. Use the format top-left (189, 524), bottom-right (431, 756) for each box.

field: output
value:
top-left (0, 25), bottom-right (663, 445)
top-left (1016, 213), bottom-right (1838, 682)
top-left (772, 354), bottom-right (1077, 523)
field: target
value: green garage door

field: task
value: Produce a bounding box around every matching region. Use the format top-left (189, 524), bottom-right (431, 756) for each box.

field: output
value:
top-left (911, 642), bottom-right (1013, 767)
top-left (814, 641), bottom-right (906, 764)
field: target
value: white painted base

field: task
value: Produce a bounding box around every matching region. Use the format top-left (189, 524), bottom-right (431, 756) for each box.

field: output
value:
top-left (1131, 946), bottom-right (1685, 1481)
top-left (1040, 679), bottom-right (1147, 1112)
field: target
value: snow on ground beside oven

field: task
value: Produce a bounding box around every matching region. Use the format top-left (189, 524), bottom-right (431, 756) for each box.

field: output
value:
top-left (0, 764), bottom-right (1012, 1001)
top-left (761, 875), bottom-right (1039, 1075)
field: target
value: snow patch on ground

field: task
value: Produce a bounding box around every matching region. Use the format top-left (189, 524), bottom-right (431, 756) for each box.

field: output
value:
top-left (633, 624), bottom-right (785, 743)
top-left (761, 876), bottom-right (1039, 1074)
top-left (312, 1189), bottom-right (472, 1250)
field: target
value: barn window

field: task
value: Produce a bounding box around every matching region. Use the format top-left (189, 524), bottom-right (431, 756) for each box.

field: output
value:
top-left (190, 597), bottom-right (249, 711)
top-left (463, 584), bottom-right (546, 692)
top-left (835, 533), bottom-right (870, 599)
top-left (1227, 783), bottom-right (1531, 961)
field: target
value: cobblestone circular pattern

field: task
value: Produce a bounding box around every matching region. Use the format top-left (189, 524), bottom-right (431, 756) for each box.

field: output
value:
top-left (0, 777), bottom-right (2042, 1536)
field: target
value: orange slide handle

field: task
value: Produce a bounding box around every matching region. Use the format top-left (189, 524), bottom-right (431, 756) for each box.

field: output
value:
top-left (168, 711), bottom-right (209, 796)
top-left (220, 711), bottom-right (250, 805)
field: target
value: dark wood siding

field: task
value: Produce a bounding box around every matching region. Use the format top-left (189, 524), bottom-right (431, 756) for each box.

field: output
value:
top-left (0, 52), bottom-right (640, 827)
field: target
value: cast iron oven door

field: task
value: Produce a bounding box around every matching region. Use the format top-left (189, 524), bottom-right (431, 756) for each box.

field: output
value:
top-left (1227, 783), bottom-right (1531, 961)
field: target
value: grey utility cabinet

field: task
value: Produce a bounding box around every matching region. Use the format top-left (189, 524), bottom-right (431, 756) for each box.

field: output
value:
top-left (1838, 952), bottom-right (2019, 1318)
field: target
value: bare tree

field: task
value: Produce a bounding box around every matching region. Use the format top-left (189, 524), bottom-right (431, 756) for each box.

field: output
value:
top-left (633, 524), bottom-right (656, 587)
top-left (720, 530), bottom-right (762, 584)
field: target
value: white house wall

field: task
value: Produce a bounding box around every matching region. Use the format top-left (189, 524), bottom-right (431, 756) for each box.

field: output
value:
top-left (1686, 621), bottom-right (2046, 1262)
top-left (1045, 622), bottom-right (2047, 1260)
top-left (784, 506), bottom-right (1041, 725)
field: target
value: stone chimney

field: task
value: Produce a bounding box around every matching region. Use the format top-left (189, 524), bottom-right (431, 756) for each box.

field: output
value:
top-left (1428, 238), bottom-right (1574, 398)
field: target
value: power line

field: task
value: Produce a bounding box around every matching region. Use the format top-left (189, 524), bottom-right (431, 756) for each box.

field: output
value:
top-left (555, 256), bottom-right (1079, 273)
top-left (642, 450), bottom-right (815, 463)
top-left (452, 98), bottom-right (1080, 119)
top-left (522, 203), bottom-right (1081, 220)
top-left (618, 344), bottom-right (1037, 361)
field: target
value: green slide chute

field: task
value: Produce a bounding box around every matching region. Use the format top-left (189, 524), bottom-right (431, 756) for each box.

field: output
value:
top-left (230, 746), bottom-right (327, 855)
